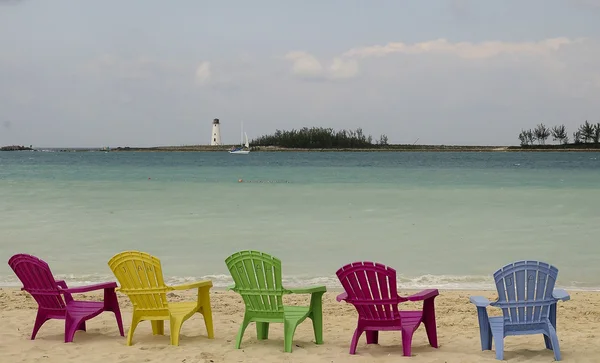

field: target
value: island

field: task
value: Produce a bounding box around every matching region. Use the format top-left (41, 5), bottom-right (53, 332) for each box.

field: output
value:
top-left (517, 121), bottom-right (600, 150)
top-left (0, 145), bottom-right (33, 151)
top-left (107, 125), bottom-right (599, 152)
top-left (3, 123), bottom-right (599, 152)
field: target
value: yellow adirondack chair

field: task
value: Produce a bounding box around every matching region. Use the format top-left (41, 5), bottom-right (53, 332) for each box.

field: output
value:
top-left (108, 251), bottom-right (214, 346)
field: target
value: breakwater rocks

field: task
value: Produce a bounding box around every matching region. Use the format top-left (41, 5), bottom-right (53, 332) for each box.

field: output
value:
top-left (0, 145), bottom-right (33, 151)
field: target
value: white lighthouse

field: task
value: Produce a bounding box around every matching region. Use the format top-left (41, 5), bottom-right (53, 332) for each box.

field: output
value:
top-left (210, 118), bottom-right (222, 146)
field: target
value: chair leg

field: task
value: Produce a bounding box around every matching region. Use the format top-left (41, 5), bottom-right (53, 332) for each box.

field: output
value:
top-left (77, 321), bottom-right (87, 332)
top-left (151, 321), bottom-right (164, 335)
top-left (309, 292), bottom-right (325, 345)
top-left (103, 287), bottom-right (124, 336)
top-left (169, 317), bottom-right (184, 346)
top-left (547, 323), bottom-right (562, 361)
top-left (489, 318), bottom-right (506, 360)
top-left (235, 316), bottom-right (251, 349)
top-left (423, 297), bottom-right (439, 348)
top-left (256, 322), bottom-right (269, 340)
top-left (283, 319), bottom-right (299, 353)
top-left (545, 303), bottom-right (557, 349)
top-left (31, 310), bottom-right (50, 340)
top-left (365, 331), bottom-right (379, 344)
top-left (492, 334), bottom-right (504, 360)
top-left (127, 315), bottom-right (141, 346)
top-left (113, 311), bottom-right (125, 336)
top-left (544, 335), bottom-right (552, 350)
top-left (199, 287), bottom-right (214, 339)
top-left (310, 311), bottom-right (324, 345)
top-left (476, 307), bottom-right (492, 351)
top-left (349, 327), bottom-right (364, 355)
top-left (65, 315), bottom-right (84, 343)
top-left (401, 327), bottom-right (416, 357)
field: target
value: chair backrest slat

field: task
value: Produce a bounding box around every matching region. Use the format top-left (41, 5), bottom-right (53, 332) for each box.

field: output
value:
top-left (336, 261), bottom-right (399, 321)
top-left (8, 254), bottom-right (66, 311)
top-left (108, 251), bottom-right (169, 312)
top-left (225, 251), bottom-right (285, 315)
top-left (493, 260), bottom-right (558, 325)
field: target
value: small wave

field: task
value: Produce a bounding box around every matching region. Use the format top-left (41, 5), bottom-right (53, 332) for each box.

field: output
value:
top-left (1, 273), bottom-right (598, 291)
top-left (239, 180), bottom-right (291, 183)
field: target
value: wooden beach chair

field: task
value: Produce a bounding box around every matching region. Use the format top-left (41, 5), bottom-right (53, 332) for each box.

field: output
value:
top-left (225, 250), bottom-right (326, 353)
top-left (469, 260), bottom-right (570, 360)
top-left (8, 253), bottom-right (124, 342)
top-left (108, 250), bottom-right (214, 346)
top-left (336, 261), bottom-right (439, 357)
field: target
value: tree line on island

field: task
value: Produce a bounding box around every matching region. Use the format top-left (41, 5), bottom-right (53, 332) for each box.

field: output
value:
top-left (250, 123), bottom-right (600, 150)
top-left (0, 145), bottom-right (33, 151)
top-left (251, 127), bottom-right (389, 149)
top-left (518, 121), bottom-right (600, 147)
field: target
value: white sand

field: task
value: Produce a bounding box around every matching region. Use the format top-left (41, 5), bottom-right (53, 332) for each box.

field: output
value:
top-left (1, 288), bottom-right (598, 362)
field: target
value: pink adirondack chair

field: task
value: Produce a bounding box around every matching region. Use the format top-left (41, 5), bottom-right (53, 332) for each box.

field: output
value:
top-left (8, 253), bottom-right (124, 342)
top-left (336, 261), bottom-right (439, 357)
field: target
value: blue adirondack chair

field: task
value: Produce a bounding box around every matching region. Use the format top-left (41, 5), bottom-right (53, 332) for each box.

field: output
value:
top-left (470, 261), bottom-right (570, 361)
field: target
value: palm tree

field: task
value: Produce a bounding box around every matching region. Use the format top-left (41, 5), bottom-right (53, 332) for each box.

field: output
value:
top-left (533, 124), bottom-right (550, 145)
top-left (525, 129), bottom-right (536, 145)
top-left (593, 123), bottom-right (600, 144)
top-left (551, 125), bottom-right (568, 144)
top-left (573, 131), bottom-right (582, 144)
top-left (518, 130), bottom-right (528, 146)
top-left (579, 121), bottom-right (595, 143)
top-left (534, 124), bottom-right (550, 145)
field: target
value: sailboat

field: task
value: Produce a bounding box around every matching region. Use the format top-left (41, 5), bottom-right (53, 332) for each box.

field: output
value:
top-left (229, 122), bottom-right (251, 155)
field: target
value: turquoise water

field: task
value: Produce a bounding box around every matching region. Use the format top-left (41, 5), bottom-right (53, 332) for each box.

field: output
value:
top-left (1, 151), bottom-right (599, 290)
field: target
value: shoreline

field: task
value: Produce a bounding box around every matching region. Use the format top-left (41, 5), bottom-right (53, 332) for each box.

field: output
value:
top-left (2, 278), bottom-right (599, 292)
top-left (2, 288), bottom-right (598, 362)
top-left (3, 285), bottom-right (600, 292)
top-left (5, 145), bottom-right (600, 152)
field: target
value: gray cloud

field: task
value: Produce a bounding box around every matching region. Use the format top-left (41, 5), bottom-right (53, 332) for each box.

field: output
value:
top-left (448, 0), bottom-right (472, 18)
top-left (570, 0), bottom-right (600, 8)
top-left (1, 1), bottom-right (599, 148)
top-left (3, 36), bottom-right (599, 147)
top-left (0, 0), bottom-right (27, 5)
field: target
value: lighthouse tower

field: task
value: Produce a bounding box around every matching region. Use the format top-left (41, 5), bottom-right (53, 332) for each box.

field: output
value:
top-left (210, 118), bottom-right (222, 146)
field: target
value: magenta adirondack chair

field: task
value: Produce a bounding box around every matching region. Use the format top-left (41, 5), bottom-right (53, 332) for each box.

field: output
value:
top-left (336, 261), bottom-right (439, 357)
top-left (8, 253), bottom-right (124, 342)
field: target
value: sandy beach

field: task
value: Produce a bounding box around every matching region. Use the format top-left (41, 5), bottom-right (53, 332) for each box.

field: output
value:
top-left (1, 288), bottom-right (598, 363)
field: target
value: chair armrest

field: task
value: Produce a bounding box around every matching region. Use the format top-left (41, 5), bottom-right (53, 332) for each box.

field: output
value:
top-left (54, 280), bottom-right (74, 303)
top-left (405, 289), bottom-right (439, 302)
top-left (227, 284), bottom-right (236, 291)
top-left (552, 288), bottom-right (570, 302)
top-left (55, 280), bottom-right (68, 289)
top-left (287, 285), bottom-right (327, 294)
top-left (170, 280), bottom-right (212, 291)
top-left (62, 282), bottom-right (117, 294)
top-left (336, 292), bottom-right (348, 302)
top-left (469, 296), bottom-right (492, 307)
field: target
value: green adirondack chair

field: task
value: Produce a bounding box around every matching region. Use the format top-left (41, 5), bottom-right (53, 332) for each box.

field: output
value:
top-left (225, 250), bottom-right (326, 353)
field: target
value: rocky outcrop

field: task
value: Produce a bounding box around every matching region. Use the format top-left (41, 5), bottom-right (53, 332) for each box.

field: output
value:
top-left (0, 145), bottom-right (33, 151)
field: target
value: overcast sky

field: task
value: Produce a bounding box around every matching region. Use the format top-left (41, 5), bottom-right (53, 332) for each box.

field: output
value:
top-left (1, 0), bottom-right (599, 147)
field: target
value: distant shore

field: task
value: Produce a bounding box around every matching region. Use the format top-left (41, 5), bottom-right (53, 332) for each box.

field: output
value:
top-left (3, 144), bottom-right (600, 152)
top-left (0, 145), bottom-right (33, 151)
top-left (71, 144), bottom-right (600, 152)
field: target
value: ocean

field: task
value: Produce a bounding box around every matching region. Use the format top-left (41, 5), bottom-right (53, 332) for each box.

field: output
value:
top-left (1, 150), bottom-right (599, 291)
